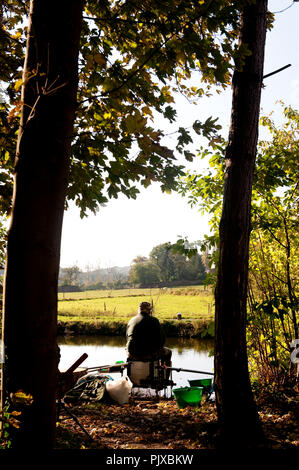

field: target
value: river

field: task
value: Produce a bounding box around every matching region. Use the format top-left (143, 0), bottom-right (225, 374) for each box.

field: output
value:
top-left (58, 335), bottom-right (214, 389)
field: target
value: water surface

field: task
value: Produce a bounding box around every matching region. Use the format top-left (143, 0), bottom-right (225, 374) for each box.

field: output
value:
top-left (58, 335), bottom-right (214, 388)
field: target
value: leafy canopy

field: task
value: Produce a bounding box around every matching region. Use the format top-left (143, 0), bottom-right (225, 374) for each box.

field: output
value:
top-left (0, 1), bottom-right (258, 217)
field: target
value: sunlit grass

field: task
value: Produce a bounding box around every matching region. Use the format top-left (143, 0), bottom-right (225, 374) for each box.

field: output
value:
top-left (57, 285), bottom-right (211, 301)
top-left (57, 287), bottom-right (214, 323)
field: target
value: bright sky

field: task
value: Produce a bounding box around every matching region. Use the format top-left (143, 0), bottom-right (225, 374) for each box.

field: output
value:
top-left (60, 0), bottom-right (299, 270)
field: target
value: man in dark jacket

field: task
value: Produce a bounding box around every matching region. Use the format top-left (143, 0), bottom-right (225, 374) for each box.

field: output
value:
top-left (126, 301), bottom-right (172, 366)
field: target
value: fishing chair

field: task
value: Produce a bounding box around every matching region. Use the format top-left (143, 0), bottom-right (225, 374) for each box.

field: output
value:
top-left (126, 359), bottom-right (176, 399)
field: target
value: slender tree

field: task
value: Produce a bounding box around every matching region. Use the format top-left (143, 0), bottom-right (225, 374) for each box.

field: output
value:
top-left (2, 0), bottom-right (83, 448)
top-left (214, 0), bottom-right (268, 446)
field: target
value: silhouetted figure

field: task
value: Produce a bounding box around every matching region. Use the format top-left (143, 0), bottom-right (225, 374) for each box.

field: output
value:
top-left (126, 302), bottom-right (172, 366)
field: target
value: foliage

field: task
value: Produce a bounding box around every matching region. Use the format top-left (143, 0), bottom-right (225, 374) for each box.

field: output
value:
top-left (0, 407), bottom-right (20, 449)
top-left (246, 105), bottom-right (299, 388)
top-left (60, 265), bottom-right (82, 287)
top-left (0, 0), bottom-right (26, 215)
top-left (150, 243), bottom-right (177, 283)
top-left (177, 139), bottom-right (226, 272)
top-left (85, 280), bottom-right (105, 291)
top-left (0, 390), bottom-right (33, 449)
top-left (129, 259), bottom-right (161, 286)
top-left (128, 242), bottom-right (207, 286)
top-left (178, 104), bottom-right (299, 387)
top-left (69, 0), bottom-right (244, 216)
top-left (0, 1), bottom-right (260, 218)
top-left (57, 316), bottom-right (215, 339)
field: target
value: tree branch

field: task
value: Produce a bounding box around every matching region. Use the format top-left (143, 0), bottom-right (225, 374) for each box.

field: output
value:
top-left (263, 64), bottom-right (291, 79)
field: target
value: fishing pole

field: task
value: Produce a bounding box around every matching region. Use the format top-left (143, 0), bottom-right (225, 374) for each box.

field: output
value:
top-left (85, 361), bottom-right (214, 376)
top-left (157, 365), bottom-right (214, 376)
top-left (85, 362), bottom-right (129, 373)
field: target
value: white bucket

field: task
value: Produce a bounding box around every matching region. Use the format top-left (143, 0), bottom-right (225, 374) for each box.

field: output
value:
top-left (129, 361), bottom-right (151, 386)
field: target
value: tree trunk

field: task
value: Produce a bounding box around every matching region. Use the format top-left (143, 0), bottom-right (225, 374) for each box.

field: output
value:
top-left (1, 0), bottom-right (83, 448)
top-left (214, 0), bottom-right (268, 447)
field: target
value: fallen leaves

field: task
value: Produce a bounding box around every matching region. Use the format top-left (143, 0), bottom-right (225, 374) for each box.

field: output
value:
top-left (56, 397), bottom-right (219, 449)
top-left (55, 395), bottom-right (298, 450)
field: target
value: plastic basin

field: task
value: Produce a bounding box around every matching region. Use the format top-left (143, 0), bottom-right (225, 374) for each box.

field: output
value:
top-left (188, 378), bottom-right (213, 391)
top-left (173, 386), bottom-right (203, 408)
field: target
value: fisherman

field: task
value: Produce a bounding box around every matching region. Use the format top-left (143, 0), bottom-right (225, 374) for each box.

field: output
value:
top-left (126, 301), bottom-right (172, 367)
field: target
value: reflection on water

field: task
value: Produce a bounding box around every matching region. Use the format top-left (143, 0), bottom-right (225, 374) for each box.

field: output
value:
top-left (165, 336), bottom-right (214, 355)
top-left (59, 335), bottom-right (126, 348)
top-left (58, 335), bottom-right (214, 388)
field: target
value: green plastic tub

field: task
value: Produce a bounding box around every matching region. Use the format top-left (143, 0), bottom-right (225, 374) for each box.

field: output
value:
top-left (188, 378), bottom-right (213, 391)
top-left (173, 386), bottom-right (203, 408)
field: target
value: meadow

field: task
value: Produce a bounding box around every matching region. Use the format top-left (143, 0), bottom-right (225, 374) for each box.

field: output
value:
top-left (57, 286), bottom-right (214, 323)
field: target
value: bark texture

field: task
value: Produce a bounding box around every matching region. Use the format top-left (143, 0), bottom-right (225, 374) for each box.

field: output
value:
top-left (2, 0), bottom-right (83, 448)
top-left (214, 0), bottom-right (268, 446)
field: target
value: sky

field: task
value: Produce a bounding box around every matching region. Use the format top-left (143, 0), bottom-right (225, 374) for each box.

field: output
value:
top-left (60, 0), bottom-right (299, 271)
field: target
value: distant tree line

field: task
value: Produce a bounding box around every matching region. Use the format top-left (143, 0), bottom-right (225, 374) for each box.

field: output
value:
top-left (128, 242), bottom-right (207, 287)
top-left (59, 264), bottom-right (130, 291)
top-left (59, 242), bottom-right (209, 290)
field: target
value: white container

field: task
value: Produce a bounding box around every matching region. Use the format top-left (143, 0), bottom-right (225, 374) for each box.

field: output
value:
top-left (128, 361), bottom-right (151, 386)
top-left (106, 377), bottom-right (132, 404)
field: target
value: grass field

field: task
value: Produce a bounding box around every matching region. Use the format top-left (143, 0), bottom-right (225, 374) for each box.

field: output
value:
top-left (57, 286), bottom-right (214, 323)
top-left (58, 285), bottom-right (211, 301)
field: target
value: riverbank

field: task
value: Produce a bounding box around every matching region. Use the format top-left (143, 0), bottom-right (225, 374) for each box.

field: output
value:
top-left (57, 318), bottom-right (215, 339)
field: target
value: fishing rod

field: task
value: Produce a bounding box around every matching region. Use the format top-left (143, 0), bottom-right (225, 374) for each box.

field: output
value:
top-left (85, 361), bottom-right (214, 376)
top-left (85, 362), bottom-right (129, 373)
top-left (157, 365), bottom-right (214, 376)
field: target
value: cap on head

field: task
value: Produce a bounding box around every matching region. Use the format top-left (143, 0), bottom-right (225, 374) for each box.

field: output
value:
top-left (138, 301), bottom-right (152, 315)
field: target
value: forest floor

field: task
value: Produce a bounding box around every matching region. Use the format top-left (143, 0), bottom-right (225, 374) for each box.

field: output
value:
top-left (55, 392), bottom-right (299, 450)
